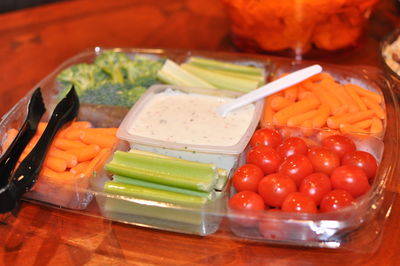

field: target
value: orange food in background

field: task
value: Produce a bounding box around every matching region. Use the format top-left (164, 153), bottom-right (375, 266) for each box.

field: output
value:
top-left (222, 0), bottom-right (380, 54)
top-left (4, 121), bottom-right (118, 189)
top-left (261, 72), bottom-right (385, 137)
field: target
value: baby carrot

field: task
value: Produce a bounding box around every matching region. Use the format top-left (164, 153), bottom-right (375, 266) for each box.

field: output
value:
top-left (332, 82), bottom-right (359, 113)
top-left (270, 95), bottom-right (294, 111)
top-left (37, 122), bottom-right (48, 136)
top-left (327, 110), bottom-right (375, 129)
top-left (261, 97), bottom-right (275, 127)
top-left (298, 90), bottom-right (316, 100)
top-left (41, 167), bottom-right (74, 181)
top-left (344, 84), bottom-right (368, 112)
top-left (370, 117), bottom-right (383, 135)
top-left (339, 124), bottom-right (369, 135)
top-left (353, 119), bottom-right (373, 129)
top-left (3, 128), bottom-right (18, 151)
top-left (283, 85), bottom-right (298, 101)
top-left (287, 110), bottom-right (318, 127)
top-left (301, 119), bottom-right (314, 136)
top-left (82, 128), bottom-right (118, 136)
top-left (69, 121), bottom-right (92, 129)
top-left (362, 97), bottom-right (385, 120)
top-left (52, 138), bottom-right (88, 150)
top-left (273, 97), bottom-right (319, 125)
top-left (70, 161), bottom-right (91, 175)
top-left (44, 156), bottom-right (68, 173)
top-left (308, 72), bottom-right (335, 83)
top-left (63, 128), bottom-right (83, 140)
top-left (66, 144), bottom-right (100, 162)
top-left (312, 104), bottom-right (330, 128)
top-left (79, 148), bottom-right (112, 178)
top-left (47, 148), bottom-right (78, 168)
top-left (310, 82), bottom-right (341, 115)
top-left (347, 83), bottom-right (383, 104)
top-left (80, 131), bottom-right (117, 148)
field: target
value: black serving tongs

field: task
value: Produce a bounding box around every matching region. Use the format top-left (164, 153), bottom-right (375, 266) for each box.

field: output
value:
top-left (0, 87), bottom-right (79, 213)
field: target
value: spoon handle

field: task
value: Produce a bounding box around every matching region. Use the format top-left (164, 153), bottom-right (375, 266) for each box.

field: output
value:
top-left (217, 64), bottom-right (322, 117)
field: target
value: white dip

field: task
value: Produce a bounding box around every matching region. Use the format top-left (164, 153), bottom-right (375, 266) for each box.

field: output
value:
top-left (128, 90), bottom-right (255, 147)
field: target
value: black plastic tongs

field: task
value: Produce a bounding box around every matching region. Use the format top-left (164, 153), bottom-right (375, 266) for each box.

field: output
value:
top-left (0, 87), bottom-right (79, 213)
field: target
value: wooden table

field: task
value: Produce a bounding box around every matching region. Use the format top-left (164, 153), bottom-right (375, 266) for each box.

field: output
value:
top-left (0, 0), bottom-right (399, 265)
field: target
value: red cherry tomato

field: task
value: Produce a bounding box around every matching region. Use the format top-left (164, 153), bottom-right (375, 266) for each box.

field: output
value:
top-left (307, 147), bottom-right (340, 175)
top-left (277, 137), bottom-right (308, 158)
top-left (250, 128), bottom-right (283, 148)
top-left (342, 150), bottom-right (378, 180)
top-left (321, 135), bottom-right (356, 158)
top-left (299, 172), bottom-right (332, 205)
top-left (246, 145), bottom-right (282, 174)
top-left (232, 164), bottom-right (264, 192)
top-left (330, 165), bottom-right (370, 198)
top-left (320, 189), bottom-right (355, 212)
top-left (278, 154), bottom-right (314, 186)
top-left (281, 192), bottom-right (317, 214)
top-left (229, 191), bottom-right (265, 227)
top-left (258, 173), bottom-right (297, 208)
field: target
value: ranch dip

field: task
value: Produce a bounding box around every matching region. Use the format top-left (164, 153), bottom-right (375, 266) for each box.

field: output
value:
top-left (128, 89), bottom-right (255, 147)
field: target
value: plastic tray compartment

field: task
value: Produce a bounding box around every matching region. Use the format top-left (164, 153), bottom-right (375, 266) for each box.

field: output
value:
top-left (227, 61), bottom-right (400, 249)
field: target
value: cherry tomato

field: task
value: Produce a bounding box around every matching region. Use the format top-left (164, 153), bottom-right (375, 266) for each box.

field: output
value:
top-left (246, 145), bottom-right (282, 174)
top-left (281, 192), bottom-right (317, 214)
top-left (320, 189), bottom-right (355, 212)
top-left (330, 165), bottom-right (370, 197)
top-left (229, 191), bottom-right (265, 227)
top-left (258, 173), bottom-right (297, 208)
top-left (321, 135), bottom-right (356, 158)
top-left (278, 154), bottom-right (314, 186)
top-left (342, 150), bottom-right (378, 180)
top-left (250, 128), bottom-right (282, 148)
top-left (307, 147), bottom-right (340, 175)
top-left (299, 172), bottom-right (332, 205)
top-left (276, 137), bottom-right (308, 158)
top-left (232, 164), bottom-right (264, 192)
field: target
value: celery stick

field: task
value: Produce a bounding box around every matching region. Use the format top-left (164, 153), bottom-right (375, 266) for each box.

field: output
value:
top-left (106, 163), bottom-right (215, 192)
top-left (212, 69), bottom-right (265, 84)
top-left (187, 56), bottom-right (265, 76)
top-left (112, 175), bottom-right (215, 200)
top-left (181, 63), bottom-right (259, 92)
top-left (111, 151), bottom-right (217, 181)
top-left (104, 181), bottom-right (207, 207)
top-left (157, 59), bottom-right (215, 89)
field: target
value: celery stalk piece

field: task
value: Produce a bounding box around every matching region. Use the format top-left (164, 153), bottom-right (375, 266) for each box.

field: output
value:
top-left (212, 69), bottom-right (265, 84)
top-left (106, 151), bottom-right (217, 192)
top-left (112, 175), bottom-right (215, 200)
top-left (187, 56), bottom-right (265, 76)
top-left (104, 181), bottom-right (207, 207)
top-left (157, 59), bottom-right (216, 89)
top-left (181, 63), bottom-right (259, 93)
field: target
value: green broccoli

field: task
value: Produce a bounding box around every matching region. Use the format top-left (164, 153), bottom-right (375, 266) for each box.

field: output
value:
top-left (94, 50), bottom-right (131, 84)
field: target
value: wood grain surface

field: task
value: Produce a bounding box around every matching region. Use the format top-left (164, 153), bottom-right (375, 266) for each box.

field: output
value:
top-left (0, 0), bottom-right (399, 265)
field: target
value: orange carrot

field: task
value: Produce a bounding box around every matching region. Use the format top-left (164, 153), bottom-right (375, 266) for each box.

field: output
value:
top-left (273, 97), bottom-right (320, 125)
top-left (41, 167), bottom-right (74, 181)
top-left (310, 82), bottom-right (341, 115)
top-left (312, 104), bottom-right (330, 128)
top-left (339, 124), bottom-right (369, 135)
top-left (3, 128), bottom-right (18, 152)
top-left (287, 110), bottom-right (318, 127)
top-left (37, 122), bottom-right (48, 135)
top-left (47, 148), bottom-right (78, 168)
top-left (79, 131), bottom-right (117, 148)
top-left (283, 85), bottom-right (298, 101)
top-left (344, 84), bottom-right (368, 112)
top-left (52, 138), bottom-right (88, 150)
top-left (300, 119), bottom-right (314, 136)
top-left (332, 82), bottom-right (359, 113)
top-left (298, 90), bottom-right (316, 100)
top-left (69, 121), bottom-right (92, 129)
top-left (82, 128), bottom-right (118, 136)
top-left (70, 161), bottom-right (91, 175)
top-left (308, 72), bottom-right (335, 83)
top-left (270, 95), bottom-right (294, 111)
top-left (66, 144), bottom-right (100, 162)
top-left (370, 117), bottom-right (383, 135)
top-left (327, 110), bottom-right (375, 129)
top-left (79, 148), bottom-right (112, 178)
top-left (44, 156), bottom-right (68, 173)
top-left (63, 128), bottom-right (83, 140)
top-left (261, 97), bottom-right (275, 127)
top-left (348, 83), bottom-right (383, 104)
top-left (353, 119), bottom-right (373, 129)
top-left (362, 97), bottom-right (385, 120)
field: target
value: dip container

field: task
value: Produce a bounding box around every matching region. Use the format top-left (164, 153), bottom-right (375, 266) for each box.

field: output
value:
top-left (116, 84), bottom-right (264, 173)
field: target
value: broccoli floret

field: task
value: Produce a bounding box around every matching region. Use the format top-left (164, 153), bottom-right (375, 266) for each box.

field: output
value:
top-left (124, 56), bottom-right (163, 84)
top-left (79, 83), bottom-right (147, 107)
top-left (57, 63), bottom-right (107, 94)
top-left (94, 51), bottom-right (131, 84)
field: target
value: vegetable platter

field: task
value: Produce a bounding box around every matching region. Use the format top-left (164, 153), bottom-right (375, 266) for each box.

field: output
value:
top-left (0, 47), bottom-right (398, 252)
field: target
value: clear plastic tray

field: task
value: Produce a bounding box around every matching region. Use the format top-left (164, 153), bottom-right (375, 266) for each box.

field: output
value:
top-left (0, 48), bottom-right (398, 251)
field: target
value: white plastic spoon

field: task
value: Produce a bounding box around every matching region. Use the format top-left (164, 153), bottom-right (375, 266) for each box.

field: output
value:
top-left (216, 64), bottom-right (323, 117)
